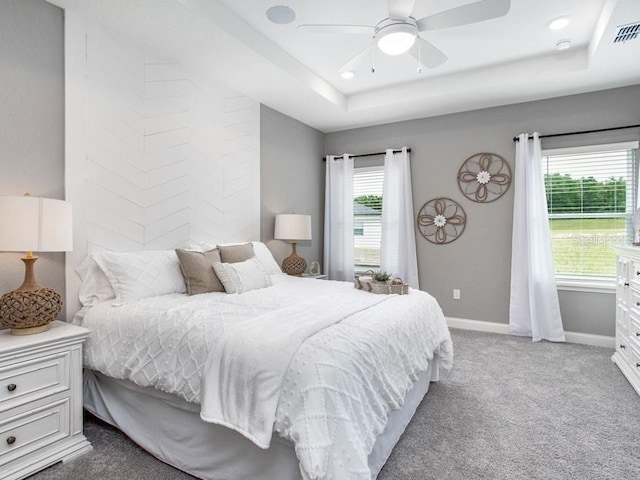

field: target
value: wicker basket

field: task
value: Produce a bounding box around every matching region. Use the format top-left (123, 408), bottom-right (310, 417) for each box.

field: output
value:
top-left (354, 270), bottom-right (375, 292)
top-left (355, 273), bottom-right (408, 295)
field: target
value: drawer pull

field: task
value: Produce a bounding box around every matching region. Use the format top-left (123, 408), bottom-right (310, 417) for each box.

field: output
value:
top-left (637, 363), bottom-right (640, 368)
top-left (6, 436), bottom-right (16, 445)
top-left (636, 332), bottom-right (640, 337)
top-left (7, 383), bottom-right (17, 392)
top-left (625, 282), bottom-right (630, 287)
top-left (636, 271), bottom-right (640, 276)
top-left (620, 344), bottom-right (626, 349)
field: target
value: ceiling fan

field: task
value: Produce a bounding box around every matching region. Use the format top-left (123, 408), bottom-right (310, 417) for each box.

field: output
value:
top-left (298, 0), bottom-right (511, 74)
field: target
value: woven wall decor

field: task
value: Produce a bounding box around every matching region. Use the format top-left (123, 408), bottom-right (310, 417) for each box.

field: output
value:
top-left (457, 152), bottom-right (511, 203)
top-left (417, 197), bottom-right (467, 244)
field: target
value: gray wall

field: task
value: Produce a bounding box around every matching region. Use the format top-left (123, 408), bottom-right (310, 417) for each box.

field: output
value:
top-left (326, 85), bottom-right (640, 337)
top-left (2, 0), bottom-right (636, 337)
top-left (260, 105), bottom-right (325, 270)
top-left (0, 0), bottom-right (66, 317)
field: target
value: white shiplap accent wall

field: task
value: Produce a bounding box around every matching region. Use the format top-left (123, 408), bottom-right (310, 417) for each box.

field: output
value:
top-left (64, 13), bottom-right (260, 318)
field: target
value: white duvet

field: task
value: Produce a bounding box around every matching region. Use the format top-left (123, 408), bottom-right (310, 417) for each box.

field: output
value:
top-left (75, 275), bottom-right (453, 480)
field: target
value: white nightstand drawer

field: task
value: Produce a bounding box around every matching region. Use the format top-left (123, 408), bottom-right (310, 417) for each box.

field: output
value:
top-left (0, 398), bottom-right (70, 467)
top-left (0, 352), bottom-right (70, 412)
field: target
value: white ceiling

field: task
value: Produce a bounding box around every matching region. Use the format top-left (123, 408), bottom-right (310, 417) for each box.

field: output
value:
top-left (48, 0), bottom-right (640, 132)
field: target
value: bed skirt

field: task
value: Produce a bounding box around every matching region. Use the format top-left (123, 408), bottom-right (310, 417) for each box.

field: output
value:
top-left (83, 359), bottom-right (439, 480)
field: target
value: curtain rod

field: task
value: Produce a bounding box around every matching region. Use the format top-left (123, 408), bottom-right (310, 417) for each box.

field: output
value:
top-left (512, 124), bottom-right (640, 142)
top-left (322, 148), bottom-right (411, 161)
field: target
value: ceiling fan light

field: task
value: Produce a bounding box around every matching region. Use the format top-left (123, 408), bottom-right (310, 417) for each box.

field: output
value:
top-left (376, 23), bottom-right (417, 55)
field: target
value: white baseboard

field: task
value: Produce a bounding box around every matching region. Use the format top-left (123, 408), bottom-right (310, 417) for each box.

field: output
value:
top-left (446, 317), bottom-right (615, 349)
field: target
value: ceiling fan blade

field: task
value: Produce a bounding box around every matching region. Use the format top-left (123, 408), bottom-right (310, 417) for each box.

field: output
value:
top-left (338, 42), bottom-right (375, 73)
top-left (409, 37), bottom-right (448, 69)
top-left (388, 0), bottom-right (416, 19)
top-left (417, 0), bottom-right (510, 31)
top-left (297, 24), bottom-right (375, 34)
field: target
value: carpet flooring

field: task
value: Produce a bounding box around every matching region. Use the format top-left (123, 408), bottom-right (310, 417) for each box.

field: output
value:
top-left (27, 329), bottom-right (640, 480)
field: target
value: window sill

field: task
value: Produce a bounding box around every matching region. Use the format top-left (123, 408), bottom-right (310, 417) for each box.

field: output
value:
top-left (556, 276), bottom-right (615, 294)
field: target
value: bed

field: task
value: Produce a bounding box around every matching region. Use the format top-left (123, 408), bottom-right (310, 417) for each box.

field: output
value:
top-left (71, 242), bottom-right (453, 480)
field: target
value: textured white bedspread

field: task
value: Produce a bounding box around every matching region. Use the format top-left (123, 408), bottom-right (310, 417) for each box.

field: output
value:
top-left (75, 276), bottom-right (452, 480)
top-left (200, 286), bottom-right (389, 448)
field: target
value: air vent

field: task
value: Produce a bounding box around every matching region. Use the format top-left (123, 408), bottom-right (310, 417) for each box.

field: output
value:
top-left (614, 22), bottom-right (639, 43)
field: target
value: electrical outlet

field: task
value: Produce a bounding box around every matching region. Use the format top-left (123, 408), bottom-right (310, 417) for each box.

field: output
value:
top-left (453, 289), bottom-right (461, 300)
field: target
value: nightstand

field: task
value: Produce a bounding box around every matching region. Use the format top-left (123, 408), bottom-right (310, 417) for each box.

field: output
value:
top-left (0, 321), bottom-right (92, 480)
top-left (300, 274), bottom-right (328, 280)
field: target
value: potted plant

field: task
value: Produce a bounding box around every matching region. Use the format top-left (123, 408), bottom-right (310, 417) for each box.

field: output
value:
top-left (373, 270), bottom-right (392, 285)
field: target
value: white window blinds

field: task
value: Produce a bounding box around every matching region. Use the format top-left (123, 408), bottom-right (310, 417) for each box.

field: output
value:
top-left (353, 166), bottom-right (384, 270)
top-left (542, 142), bottom-right (638, 277)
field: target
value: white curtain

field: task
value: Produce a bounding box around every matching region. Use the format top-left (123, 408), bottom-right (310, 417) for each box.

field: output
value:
top-left (381, 147), bottom-right (419, 288)
top-left (324, 154), bottom-right (354, 281)
top-left (509, 133), bottom-right (565, 342)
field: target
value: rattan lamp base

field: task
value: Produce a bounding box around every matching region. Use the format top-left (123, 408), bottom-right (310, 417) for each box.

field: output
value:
top-left (281, 241), bottom-right (307, 276)
top-left (0, 256), bottom-right (62, 335)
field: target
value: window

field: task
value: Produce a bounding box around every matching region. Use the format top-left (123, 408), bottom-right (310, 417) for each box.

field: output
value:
top-left (542, 142), bottom-right (638, 287)
top-left (353, 166), bottom-right (384, 272)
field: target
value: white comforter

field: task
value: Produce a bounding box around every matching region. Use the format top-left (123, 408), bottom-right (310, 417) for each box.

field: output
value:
top-left (75, 275), bottom-right (453, 480)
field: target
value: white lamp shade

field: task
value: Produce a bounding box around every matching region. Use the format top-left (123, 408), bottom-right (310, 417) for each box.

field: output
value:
top-left (0, 196), bottom-right (73, 252)
top-left (274, 214), bottom-right (312, 241)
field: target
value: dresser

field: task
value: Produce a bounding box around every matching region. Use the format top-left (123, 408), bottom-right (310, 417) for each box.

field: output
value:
top-left (613, 246), bottom-right (640, 396)
top-left (0, 321), bottom-right (92, 480)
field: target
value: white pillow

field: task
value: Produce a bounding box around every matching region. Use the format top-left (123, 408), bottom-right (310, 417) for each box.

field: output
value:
top-left (176, 240), bottom-right (216, 251)
top-left (252, 241), bottom-right (282, 276)
top-left (93, 250), bottom-right (186, 304)
top-left (76, 255), bottom-right (116, 307)
top-left (213, 257), bottom-right (271, 294)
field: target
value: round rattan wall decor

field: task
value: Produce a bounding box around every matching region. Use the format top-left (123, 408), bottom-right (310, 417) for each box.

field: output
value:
top-left (417, 197), bottom-right (467, 244)
top-left (457, 152), bottom-right (511, 203)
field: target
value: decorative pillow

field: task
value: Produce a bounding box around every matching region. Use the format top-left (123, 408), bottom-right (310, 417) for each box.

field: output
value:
top-left (175, 248), bottom-right (225, 295)
top-left (252, 241), bottom-right (282, 276)
top-left (93, 250), bottom-right (187, 304)
top-left (218, 243), bottom-right (255, 264)
top-left (213, 257), bottom-right (271, 294)
top-left (176, 240), bottom-right (216, 252)
top-left (176, 240), bottom-right (281, 275)
top-left (76, 255), bottom-right (116, 307)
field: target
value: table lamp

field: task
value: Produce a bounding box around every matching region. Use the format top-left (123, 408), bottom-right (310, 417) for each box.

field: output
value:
top-left (274, 214), bottom-right (311, 276)
top-left (0, 195), bottom-right (73, 335)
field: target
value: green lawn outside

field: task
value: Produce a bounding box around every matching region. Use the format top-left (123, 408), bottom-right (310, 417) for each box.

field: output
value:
top-left (549, 218), bottom-right (630, 276)
top-left (355, 218), bottom-right (628, 277)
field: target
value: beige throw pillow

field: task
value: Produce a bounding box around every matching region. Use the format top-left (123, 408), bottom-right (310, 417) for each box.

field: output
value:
top-left (176, 248), bottom-right (225, 295)
top-left (218, 243), bottom-right (255, 263)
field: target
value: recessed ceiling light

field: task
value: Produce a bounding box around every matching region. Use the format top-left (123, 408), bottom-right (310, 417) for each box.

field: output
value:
top-left (266, 5), bottom-right (296, 25)
top-left (548, 16), bottom-right (571, 31)
top-left (556, 39), bottom-right (572, 51)
top-left (341, 71), bottom-right (355, 80)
